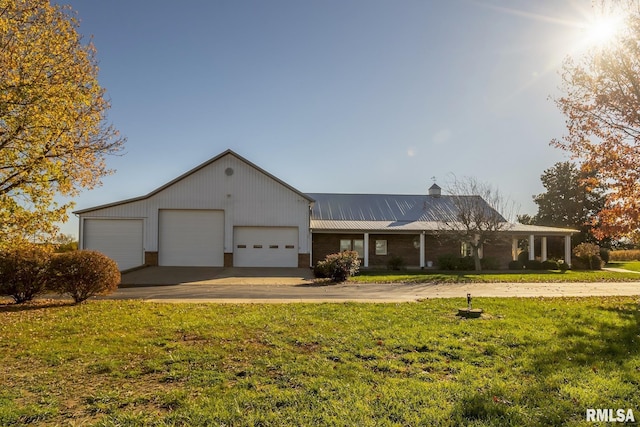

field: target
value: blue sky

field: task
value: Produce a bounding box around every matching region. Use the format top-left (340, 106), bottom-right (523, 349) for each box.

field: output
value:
top-left (58, 0), bottom-right (596, 237)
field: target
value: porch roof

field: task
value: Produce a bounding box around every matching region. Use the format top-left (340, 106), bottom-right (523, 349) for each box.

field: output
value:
top-left (310, 219), bottom-right (578, 236)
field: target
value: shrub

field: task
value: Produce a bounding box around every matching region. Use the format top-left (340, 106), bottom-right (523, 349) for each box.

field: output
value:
top-left (313, 261), bottom-right (329, 278)
top-left (480, 257), bottom-right (500, 270)
top-left (437, 254), bottom-right (459, 270)
top-left (386, 256), bottom-right (405, 271)
top-left (508, 260), bottom-right (524, 270)
top-left (49, 251), bottom-right (120, 303)
top-left (0, 247), bottom-right (51, 303)
top-left (559, 260), bottom-right (570, 272)
top-left (599, 247), bottom-right (610, 264)
top-left (525, 260), bottom-right (543, 270)
top-left (572, 243), bottom-right (603, 270)
top-left (541, 260), bottom-right (559, 270)
top-left (316, 251), bottom-right (360, 283)
top-left (517, 251), bottom-right (529, 263)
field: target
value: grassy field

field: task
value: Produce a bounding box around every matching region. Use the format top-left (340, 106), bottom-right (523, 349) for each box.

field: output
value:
top-left (350, 268), bottom-right (640, 284)
top-left (608, 261), bottom-right (640, 272)
top-left (1, 297), bottom-right (639, 426)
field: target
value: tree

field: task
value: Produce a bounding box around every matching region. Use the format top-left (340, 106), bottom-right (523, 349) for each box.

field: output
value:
top-left (519, 161), bottom-right (607, 246)
top-left (437, 176), bottom-right (516, 271)
top-left (0, 0), bottom-right (124, 247)
top-left (552, 0), bottom-right (640, 240)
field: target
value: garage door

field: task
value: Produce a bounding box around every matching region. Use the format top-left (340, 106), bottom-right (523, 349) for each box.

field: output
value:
top-left (234, 227), bottom-right (298, 267)
top-left (158, 210), bottom-right (224, 266)
top-left (83, 219), bottom-right (143, 271)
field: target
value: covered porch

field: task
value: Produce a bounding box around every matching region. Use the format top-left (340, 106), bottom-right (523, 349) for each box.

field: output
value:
top-left (311, 222), bottom-right (578, 269)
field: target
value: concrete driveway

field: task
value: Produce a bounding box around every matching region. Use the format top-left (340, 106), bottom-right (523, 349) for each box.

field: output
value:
top-left (110, 267), bottom-right (640, 303)
top-left (121, 267), bottom-right (315, 286)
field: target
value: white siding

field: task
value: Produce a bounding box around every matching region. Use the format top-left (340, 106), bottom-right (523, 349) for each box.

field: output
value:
top-left (78, 152), bottom-right (311, 265)
top-left (158, 210), bottom-right (224, 266)
top-left (234, 227), bottom-right (298, 267)
top-left (83, 219), bottom-right (143, 270)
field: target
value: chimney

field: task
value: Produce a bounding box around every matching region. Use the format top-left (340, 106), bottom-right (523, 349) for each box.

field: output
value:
top-left (428, 183), bottom-right (441, 197)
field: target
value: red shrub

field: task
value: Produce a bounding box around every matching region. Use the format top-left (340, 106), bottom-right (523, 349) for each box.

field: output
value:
top-left (49, 250), bottom-right (120, 303)
top-left (0, 247), bottom-right (51, 303)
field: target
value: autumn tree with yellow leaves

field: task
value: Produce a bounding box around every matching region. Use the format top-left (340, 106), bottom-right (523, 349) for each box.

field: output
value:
top-left (0, 0), bottom-right (124, 247)
top-left (552, 1), bottom-right (640, 241)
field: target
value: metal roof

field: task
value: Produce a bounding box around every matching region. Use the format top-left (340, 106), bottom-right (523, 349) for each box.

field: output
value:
top-left (307, 193), bottom-right (505, 222)
top-left (310, 219), bottom-right (578, 235)
top-left (308, 194), bottom-right (578, 235)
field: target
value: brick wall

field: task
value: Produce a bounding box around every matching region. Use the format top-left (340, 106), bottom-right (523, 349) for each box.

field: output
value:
top-left (368, 234), bottom-right (420, 267)
top-left (224, 252), bottom-right (233, 267)
top-left (144, 251), bottom-right (158, 266)
top-left (312, 233), bottom-right (364, 266)
top-left (312, 233), bottom-right (515, 269)
top-left (481, 240), bottom-right (514, 269)
top-left (298, 253), bottom-right (310, 268)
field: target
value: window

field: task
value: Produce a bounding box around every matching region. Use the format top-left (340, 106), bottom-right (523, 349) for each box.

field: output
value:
top-left (353, 239), bottom-right (364, 258)
top-left (375, 240), bottom-right (387, 255)
top-left (339, 239), bottom-right (364, 258)
top-left (461, 242), bottom-right (482, 258)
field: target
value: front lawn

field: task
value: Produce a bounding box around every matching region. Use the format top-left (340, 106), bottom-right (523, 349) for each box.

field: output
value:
top-left (1, 298), bottom-right (639, 426)
top-left (608, 261), bottom-right (640, 272)
top-left (350, 268), bottom-right (640, 284)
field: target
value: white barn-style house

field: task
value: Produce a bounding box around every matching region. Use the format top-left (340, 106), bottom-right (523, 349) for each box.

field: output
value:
top-left (76, 149), bottom-right (576, 270)
top-left (75, 150), bottom-right (314, 270)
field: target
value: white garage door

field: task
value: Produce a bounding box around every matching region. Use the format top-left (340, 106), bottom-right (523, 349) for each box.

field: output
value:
top-left (234, 227), bottom-right (298, 267)
top-left (83, 219), bottom-right (143, 271)
top-left (158, 210), bottom-right (224, 266)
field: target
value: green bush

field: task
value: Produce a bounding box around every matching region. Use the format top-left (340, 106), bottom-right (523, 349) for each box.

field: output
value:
top-left (316, 251), bottom-right (360, 283)
top-left (386, 256), bottom-right (405, 271)
top-left (437, 254), bottom-right (459, 270)
top-left (559, 260), bottom-right (570, 272)
top-left (480, 257), bottom-right (500, 270)
top-left (49, 251), bottom-right (120, 303)
top-left (508, 260), bottom-right (524, 270)
top-left (313, 262), bottom-right (329, 278)
top-left (599, 247), bottom-right (610, 264)
top-left (0, 247), bottom-right (51, 303)
top-left (517, 251), bottom-right (529, 263)
top-left (525, 260), bottom-right (543, 270)
top-left (437, 255), bottom-right (480, 271)
top-left (541, 260), bottom-right (559, 270)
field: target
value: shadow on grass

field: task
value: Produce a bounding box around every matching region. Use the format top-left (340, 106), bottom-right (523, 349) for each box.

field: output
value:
top-left (530, 302), bottom-right (640, 374)
top-left (0, 299), bottom-right (76, 313)
top-left (450, 299), bottom-right (640, 425)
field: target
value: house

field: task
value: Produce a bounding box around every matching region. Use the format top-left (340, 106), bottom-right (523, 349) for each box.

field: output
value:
top-left (308, 187), bottom-right (576, 269)
top-left (75, 150), bottom-right (314, 270)
top-left (76, 149), bottom-right (576, 270)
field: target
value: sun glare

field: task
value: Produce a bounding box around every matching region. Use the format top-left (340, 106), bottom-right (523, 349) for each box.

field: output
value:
top-left (583, 12), bottom-right (625, 48)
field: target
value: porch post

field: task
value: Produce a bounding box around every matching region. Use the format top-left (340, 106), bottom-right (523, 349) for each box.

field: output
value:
top-left (364, 233), bottom-right (369, 268)
top-left (529, 235), bottom-right (535, 261)
top-left (419, 232), bottom-right (425, 268)
top-left (511, 237), bottom-right (518, 261)
top-left (564, 235), bottom-right (572, 267)
top-left (541, 237), bottom-right (548, 262)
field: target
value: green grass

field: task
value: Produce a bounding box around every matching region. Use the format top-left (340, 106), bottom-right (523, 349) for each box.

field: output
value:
top-left (350, 268), bottom-right (640, 284)
top-left (608, 261), bottom-right (640, 272)
top-left (1, 298), bottom-right (640, 426)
